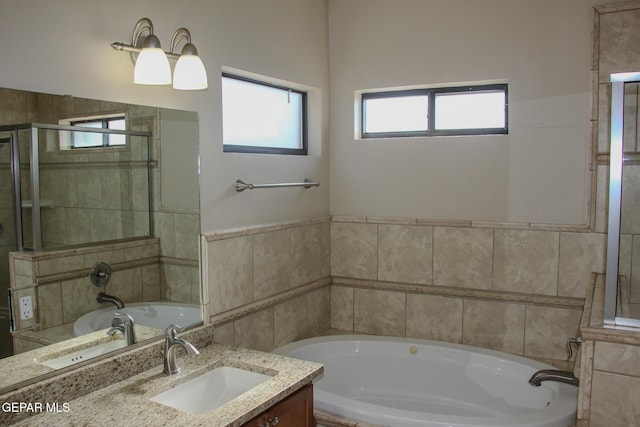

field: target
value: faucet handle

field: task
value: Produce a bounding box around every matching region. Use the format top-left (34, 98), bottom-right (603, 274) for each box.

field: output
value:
top-left (113, 312), bottom-right (135, 327)
top-left (165, 323), bottom-right (184, 339)
top-left (567, 336), bottom-right (582, 360)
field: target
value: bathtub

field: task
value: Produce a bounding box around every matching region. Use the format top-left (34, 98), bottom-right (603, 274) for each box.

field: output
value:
top-left (274, 335), bottom-right (578, 427)
top-left (73, 302), bottom-right (201, 336)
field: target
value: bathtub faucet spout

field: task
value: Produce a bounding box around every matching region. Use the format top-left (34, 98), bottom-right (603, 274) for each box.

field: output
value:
top-left (97, 292), bottom-right (125, 309)
top-left (529, 369), bottom-right (579, 387)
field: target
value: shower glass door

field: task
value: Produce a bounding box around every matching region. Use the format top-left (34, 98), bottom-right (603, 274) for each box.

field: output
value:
top-left (605, 72), bottom-right (640, 328)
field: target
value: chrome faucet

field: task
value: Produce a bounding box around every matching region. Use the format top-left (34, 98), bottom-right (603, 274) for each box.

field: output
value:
top-left (97, 292), bottom-right (125, 309)
top-left (163, 324), bottom-right (200, 375)
top-left (529, 369), bottom-right (579, 387)
top-left (107, 313), bottom-right (137, 346)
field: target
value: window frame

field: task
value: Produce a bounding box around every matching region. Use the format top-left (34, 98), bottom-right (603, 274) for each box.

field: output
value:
top-left (222, 72), bottom-right (308, 155)
top-left (58, 113), bottom-right (128, 151)
top-left (68, 116), bottom-right (126, 148)
top-left (361, 83), bottom-right (508, 139)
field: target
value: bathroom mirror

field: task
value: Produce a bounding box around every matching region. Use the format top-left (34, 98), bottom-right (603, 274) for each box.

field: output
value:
top-left (0, 87), bottom-right (201, 392)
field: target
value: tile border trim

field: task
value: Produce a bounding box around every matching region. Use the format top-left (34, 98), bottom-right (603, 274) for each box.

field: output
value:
top-left (332, 276), bottom-right (584, 310)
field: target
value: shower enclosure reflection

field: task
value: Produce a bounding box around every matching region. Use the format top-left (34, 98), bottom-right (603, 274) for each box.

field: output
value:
top-left (605, 72), bottom-right (640, 327)
top-left (0, 87), bottom-right (201, 392)
top-left (0, 138), bottom-right (15, 358)
top-left (0, 123), bottom-right (152, 252)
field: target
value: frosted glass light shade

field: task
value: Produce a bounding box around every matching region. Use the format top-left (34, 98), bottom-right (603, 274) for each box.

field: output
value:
top-left (173, 55), bottom-right (208, 90)
top-left (134, 48), bottom-right (171, 85)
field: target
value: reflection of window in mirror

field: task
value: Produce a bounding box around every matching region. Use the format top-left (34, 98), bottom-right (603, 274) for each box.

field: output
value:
top-left (58, 113), bottom-right (126, 150)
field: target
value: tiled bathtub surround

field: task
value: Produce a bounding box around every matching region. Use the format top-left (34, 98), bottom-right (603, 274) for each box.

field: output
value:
top-left (9, 239), bottom-right (162, 352)
top-left (203, 217), bottom-right (331, 352)
top-left (330, 217), bottom-right (604, 366)
top-left (203, 215), bottom-right (598, 367)
top-left (578, 275), bottom-right (640, 426)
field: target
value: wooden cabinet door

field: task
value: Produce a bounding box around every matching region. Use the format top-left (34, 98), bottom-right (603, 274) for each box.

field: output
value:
top-left (242, 384), bottom-right (314, 427)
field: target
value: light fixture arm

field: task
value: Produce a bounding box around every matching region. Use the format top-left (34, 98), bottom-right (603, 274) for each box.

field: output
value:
top-left (111, 18), bottom-right (180, 60)
top-left (170, 28), bottom-right (194, 55)
top-left (132, 17), bottom-right (154, 48)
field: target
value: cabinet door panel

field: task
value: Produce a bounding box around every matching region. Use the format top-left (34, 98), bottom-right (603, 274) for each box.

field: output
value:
top-left (242, 384), bottom-right (314, 427)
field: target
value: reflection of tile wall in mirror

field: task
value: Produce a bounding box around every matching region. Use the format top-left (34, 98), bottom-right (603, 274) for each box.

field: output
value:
top-left (0, 87), bottom-right (200, 394)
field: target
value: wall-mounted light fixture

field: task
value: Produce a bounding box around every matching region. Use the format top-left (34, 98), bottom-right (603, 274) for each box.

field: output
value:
top-left (111, 18), bottom-right (208, 90)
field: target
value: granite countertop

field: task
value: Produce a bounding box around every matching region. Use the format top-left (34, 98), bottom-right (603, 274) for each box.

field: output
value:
top-left (1, 325), bottom-right (161, 392)
top-left (13, 342), bottom-right (323, 427)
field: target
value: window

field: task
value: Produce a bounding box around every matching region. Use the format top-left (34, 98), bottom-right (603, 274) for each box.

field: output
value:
top-left (361, 83), bottom-right (508, 138)
top-left (222, 73), bottom-right (307, 155)
top-left (59, 114), bottom-right (126, 149)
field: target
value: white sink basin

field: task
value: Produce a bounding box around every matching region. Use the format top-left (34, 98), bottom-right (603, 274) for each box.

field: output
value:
top-left (36, 340), bottom-right (127, 369)
top-left (151, 367), bottom-right (271, 414)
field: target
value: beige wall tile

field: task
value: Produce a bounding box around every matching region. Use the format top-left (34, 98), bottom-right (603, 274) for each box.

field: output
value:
top-left (36, 283), bottom-right (63, 329)
top-left (174, 213), bottom-right (200, 260)
top-left (154, 211), bottom-right (176, 256)
top-left (558, 232), bottom-right (606, 298)
top-left (61, 277), bottom-right (102, 324)
top-left (162, 264), bottom-right (196, 303)
top-left (590, 370), bottom-right (640, 427)
top-left (594, 341), bottom-right (640, 378)
top-left (433, 227), bottom-right (493, 289)
top-left (101, 169), bottom-right (131, 211)
top-left (124, 240), bottom-right (160, 262)
top-left (462, 300), bottom-right (525, 355)
top-left (141, 264), bottom-right (161, 302)
top-left (76, 168), bottom-right (102, 209)
top-left (37, 254), bottom-right (84, 276)
top-left (599, 9), bottom-right (640, 81)
top-left (331, 222), bottom-right (377, 279)
top-left (274, 295), bottom-right (309, 348)
top-left (254, 230), bottom-right (291, 299)
top-left (524, 306), bottom-right (581, 360)
top-left (631, 235), bottom-right (640, 304)
top-left (13, 259), bottom-right (33, 277)
top-left (597, 84), bottom-right (610, 154)
top-left (84, 249), bottom-right (126, 268)
top-left (105, 267), bottom-right (142, 306)
top-left (234, 308), bottom-right (274, 352)
top-left (493, 229), bottom-right (559, 295)
top-left (354, 288), bottom-right (405, 336)
top-left (307, 287), bottom-right (331, 336)
top-left (331, 286), bottom-right (353, 331)
top-left (208, 236), bottom-right (253, 314)
top-left (378, 224), bottom-right (432, 285)
top-left (406, 294), bottom-right (462, 343)
top-left (213, 321), bottom-right (234, 346)
top-left (621, 164), bottom-right (640, 234)
top-left (321, 222), bottom-right (331, 277)
top-left (291, 224), bottom-right (323, 287)
top-left (619, 234), bottom-right (632, 282)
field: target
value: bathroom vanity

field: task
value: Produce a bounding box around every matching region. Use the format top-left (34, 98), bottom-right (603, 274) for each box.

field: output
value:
top-left (242, 384), bottom-right (314, 427)
top-left (2, 336), bottom-right (322, 427)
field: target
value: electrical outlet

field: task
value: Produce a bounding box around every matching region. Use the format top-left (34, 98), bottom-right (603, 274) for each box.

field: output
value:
top-left (19, 296), bottom-right (33, 320)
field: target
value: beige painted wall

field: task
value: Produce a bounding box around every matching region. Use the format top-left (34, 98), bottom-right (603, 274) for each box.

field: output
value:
top-left (0, 0), bottom-right (330, 232)
top-left (328, 0), bottom-right (618, 225)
